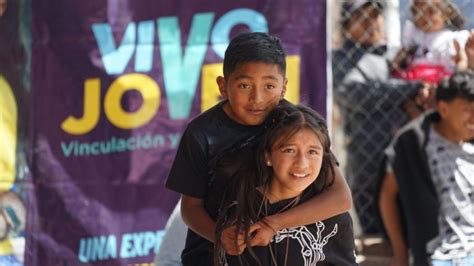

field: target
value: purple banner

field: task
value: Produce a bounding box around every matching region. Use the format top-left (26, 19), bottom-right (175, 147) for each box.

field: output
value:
top-left (0, 0), bottom-right (30, 265)
top-left (27, 0), bottom-right (327, 265)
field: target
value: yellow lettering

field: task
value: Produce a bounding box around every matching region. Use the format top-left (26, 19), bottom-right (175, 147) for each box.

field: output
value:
top-left (105, 74), bottom-right (160, 129)
top-left (0, 75), bottom-right (17, 192)
top-left (61, 78), bottom-right (101, 135)
top-left (201, 63), bottom-right (223, 112)
top-left (285, 55), bottom-right (300, 104)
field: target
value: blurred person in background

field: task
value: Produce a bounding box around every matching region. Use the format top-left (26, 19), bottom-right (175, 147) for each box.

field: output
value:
top-left (379, 32), bottom-right (474, 266)
top-left (332, 0), bottom-right (429, 235)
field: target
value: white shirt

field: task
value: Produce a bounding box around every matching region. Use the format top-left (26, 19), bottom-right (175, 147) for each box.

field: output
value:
top-left (425, 127), bottom-right (474, 260)
top-left (402, 20), bottom-right (470, 71)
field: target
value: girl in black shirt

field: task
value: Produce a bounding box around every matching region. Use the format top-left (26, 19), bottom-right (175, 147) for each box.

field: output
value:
top-left (213, 104), bottom-right (357, 265)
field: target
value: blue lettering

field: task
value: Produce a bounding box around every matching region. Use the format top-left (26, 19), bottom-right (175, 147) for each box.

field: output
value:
top-left (91, 236), bottom-right (106, 261)
top-left (100, 141), bottom-right (111, 154)
top-left (152, 134), bottom-right (165, 147)
top-left (126, 137), bottom-right (136, 150)
top-left (61, 141), bottom-right (75, 158)
top-left (143, 232), bottom-right (156, 255)
top-left (79, 143), bottom-right (90, 156)
top-left (116, 139), bottom-right (127, 152)
top-left (132, 232), bottom-right (145, 256)
top-left (78, 238), bottom-right (92, 263)
top-left (119, 231), bottom-right (163, 258)
top-left (92, 23), bottom-right (136, 75)
top-left (141, 134), bottom-right (152, 149)
top-left (158, 13), bottom-right (214, 119)
top-left (90, 9), bottom-right (268, 120)
top-left (135, 20), bottom-right (155, 72)
top-left (90, 142), bottom-right (99, 155)
top-left (104, 235), bottom-right (117, 259)
top-left (120, 233), bottom-right (133, 258)
top-left (211, 8), bottom-right (268, 58)
top-left (168, 133), bottom-right (180, 148)
top-left (78, 235), bottom-right (117, 262)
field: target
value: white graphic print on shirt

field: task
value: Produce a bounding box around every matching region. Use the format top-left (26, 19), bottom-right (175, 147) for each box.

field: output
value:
top-left (274, 222), bottom-right (338, 266)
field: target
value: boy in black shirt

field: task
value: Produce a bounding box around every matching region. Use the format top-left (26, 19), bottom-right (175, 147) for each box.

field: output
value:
top-left (165, 32), bottom-right (352, 265)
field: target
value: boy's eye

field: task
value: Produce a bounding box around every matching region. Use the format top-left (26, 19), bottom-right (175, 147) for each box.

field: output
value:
top-left (238, 84), bottom-right (250, 89)
top-left (265, 84), bottom-right (276, 90)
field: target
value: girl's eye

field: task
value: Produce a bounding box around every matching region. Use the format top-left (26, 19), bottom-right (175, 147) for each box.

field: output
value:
top-left (309, 149), bottom-right (320, 155)
top-left (282, 148), bottom-right (294, 153)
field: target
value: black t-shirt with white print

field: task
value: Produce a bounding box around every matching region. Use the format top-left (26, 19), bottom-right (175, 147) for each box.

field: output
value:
top-left (223, 187), bottom-right (358, 266)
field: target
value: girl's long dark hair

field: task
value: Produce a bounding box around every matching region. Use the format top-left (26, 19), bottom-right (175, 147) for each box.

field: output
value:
top-left (213, 104), bottom-right (336, 265)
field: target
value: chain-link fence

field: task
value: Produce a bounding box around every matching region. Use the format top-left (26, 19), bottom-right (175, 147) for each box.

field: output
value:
top-left (330, 0), bottom-right (474, 239)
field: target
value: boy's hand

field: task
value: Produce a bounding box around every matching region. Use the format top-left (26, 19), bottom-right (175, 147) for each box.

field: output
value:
top-left (248, 218), bottom-right (280, 247)
top-left (221, 225), bottom-right (246, 255)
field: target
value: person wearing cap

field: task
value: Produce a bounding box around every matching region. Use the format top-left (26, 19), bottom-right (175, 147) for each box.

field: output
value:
top-left (332, 0), bottom-right (428, 235)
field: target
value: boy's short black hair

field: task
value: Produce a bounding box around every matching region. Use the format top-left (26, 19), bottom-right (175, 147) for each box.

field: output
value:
top-left (436, 70), bottom-right (474, 102)
top-left (223, 32), bottom-right (286, 78)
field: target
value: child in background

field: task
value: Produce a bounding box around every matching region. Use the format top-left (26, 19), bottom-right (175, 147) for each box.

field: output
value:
top-left (379, 70), bottom-right (474, 266)
top-left (214, 104), bottom-right (357, 265)
top-left (392, 0), bottom-right (471, 84)
top-left (165, 32), bottom-right (352, 265)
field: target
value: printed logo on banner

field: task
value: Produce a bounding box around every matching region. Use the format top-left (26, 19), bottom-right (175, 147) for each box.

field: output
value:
top-left (32, 4), bottom-right (310, 265)
top-left (43, 7), bottom-right (303, 264)
top-left (59, 8), bottom-right (300, 160)
top-left (78, 230), bottom-right (165, 263)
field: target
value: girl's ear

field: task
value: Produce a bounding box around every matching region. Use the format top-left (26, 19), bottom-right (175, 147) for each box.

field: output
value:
top-left (264, 152), bottom-right (272, 167)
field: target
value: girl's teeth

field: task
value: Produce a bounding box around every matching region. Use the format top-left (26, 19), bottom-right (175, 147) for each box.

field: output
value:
top-left (292, 173), bottom-right (307, 178)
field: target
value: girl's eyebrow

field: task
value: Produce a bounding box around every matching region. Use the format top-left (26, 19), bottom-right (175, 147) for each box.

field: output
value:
top-left (278, 143), bottom-right (323, 150)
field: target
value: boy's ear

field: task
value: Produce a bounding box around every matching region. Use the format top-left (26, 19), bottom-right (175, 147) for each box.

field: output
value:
top-left (437, 101), bottom-right (449, 119)
top-left (216, 76), bottom-right (228, 100)
top-left (280, 78), bottom-right (288, 100)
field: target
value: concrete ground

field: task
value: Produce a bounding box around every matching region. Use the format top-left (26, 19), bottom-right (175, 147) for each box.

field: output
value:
top-left (356, 236), bottom-right (393, 266)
